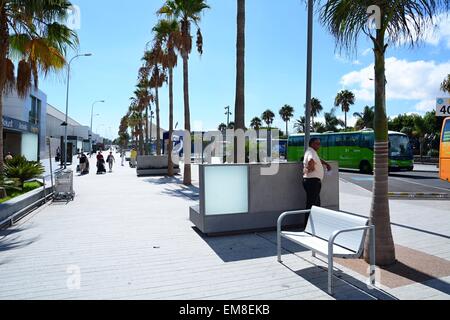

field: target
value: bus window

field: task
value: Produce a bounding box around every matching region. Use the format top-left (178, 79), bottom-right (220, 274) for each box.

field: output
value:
top-left (361, 133), bottom-right (374, 150)
top-left (344, 133), bottom-right (360, 147)
top-left (389, 135), bottom-right (412, 158)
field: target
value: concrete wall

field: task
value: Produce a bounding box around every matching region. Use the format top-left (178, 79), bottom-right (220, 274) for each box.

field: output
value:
top-left (190, 162), bottom-right (340, 235)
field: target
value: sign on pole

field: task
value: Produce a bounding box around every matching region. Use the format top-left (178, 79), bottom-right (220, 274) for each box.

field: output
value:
top-left (436, 98), bottom-right (450, 117)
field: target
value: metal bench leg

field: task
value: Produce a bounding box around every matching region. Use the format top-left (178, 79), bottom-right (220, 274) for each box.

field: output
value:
top-left (312, 251), bottom-right (316, 258)
top-left (277, 229), bottom-right (282, 263)
top-left (369, 226), bottom-right (376, 288)
top-left (328, 254), bottom-right (334, 295)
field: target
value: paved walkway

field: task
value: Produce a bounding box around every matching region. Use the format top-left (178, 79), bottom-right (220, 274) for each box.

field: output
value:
top-left (0, 155), bottom-right (449, 300)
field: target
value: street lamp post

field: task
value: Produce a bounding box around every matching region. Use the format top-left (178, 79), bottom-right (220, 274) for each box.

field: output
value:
top-left (63, 53), bottom-right (92, 169)
top-left (304, 0), bottom-right (313, 152)
top-left (90, 100), bottom-right (105, 154)
top-left (225, 106), bottom-right (232, 127)
top-left (149, 110), bottom-right (154, 155)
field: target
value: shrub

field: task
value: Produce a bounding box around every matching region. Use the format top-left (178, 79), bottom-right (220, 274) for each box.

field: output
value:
top-left (4, 156), bottom-right (45, 188)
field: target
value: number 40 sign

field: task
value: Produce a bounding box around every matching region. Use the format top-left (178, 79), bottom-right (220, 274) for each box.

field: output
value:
top-left (436, 98), bottom-right (450, 117)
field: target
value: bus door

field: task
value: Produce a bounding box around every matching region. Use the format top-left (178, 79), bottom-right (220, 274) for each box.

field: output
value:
top-left (340, 133), bottom-right (360, 169)
top-left (440, 118), bottom-right (450, 182)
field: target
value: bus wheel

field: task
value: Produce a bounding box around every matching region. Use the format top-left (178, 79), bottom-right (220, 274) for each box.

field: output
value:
top-left (360, 161), bottom-right (372, 174)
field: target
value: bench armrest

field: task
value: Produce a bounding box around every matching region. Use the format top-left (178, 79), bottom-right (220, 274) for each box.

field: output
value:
top-left (328, 225), bottom-right (375, 255)
top-left (277, 209), bottom-right (311, 233)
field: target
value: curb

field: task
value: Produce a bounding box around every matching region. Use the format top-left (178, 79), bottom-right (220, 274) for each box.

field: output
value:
top-left (388, 192), bottom-right (450, 199)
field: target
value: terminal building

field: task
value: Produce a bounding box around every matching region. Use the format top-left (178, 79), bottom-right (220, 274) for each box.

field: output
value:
top-left (2, 88), bottom-right (104, 162)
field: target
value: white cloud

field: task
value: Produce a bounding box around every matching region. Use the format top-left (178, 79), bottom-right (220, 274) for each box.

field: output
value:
top-left (362, 48), bottom-right (372, 56)
top-left (390, 13), bottom-right (450, 49)
top-left (340, 57), bottom-right (450, 113)
top-left (414, 99), bottom-right (436, 112)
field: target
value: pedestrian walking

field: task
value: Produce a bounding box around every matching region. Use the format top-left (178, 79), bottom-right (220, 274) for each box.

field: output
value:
top-left (96, 151), bottom-right (106, 174)
top-left (120, 149), bottom-right (125, 166)
top-left (130, 148), bottom-right (137, 168)
top-left (79, 153), bottom-right (88, 175)
top-left (106, 151), bottom-right (115, 172)
top-left (303, 138), bottom-right (331, 209)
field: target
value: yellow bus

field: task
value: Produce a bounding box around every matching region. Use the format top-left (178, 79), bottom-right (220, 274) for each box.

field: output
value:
top-left (440, 117), bottom-right (450, 182)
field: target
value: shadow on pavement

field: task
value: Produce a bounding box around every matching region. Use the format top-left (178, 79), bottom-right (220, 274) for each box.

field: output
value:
top-left (286, 265), bottom-right (396, 300)
top-left (193, 228), bottom-right (308, 263)
top-left (0, 226), bottom-right (40, 256)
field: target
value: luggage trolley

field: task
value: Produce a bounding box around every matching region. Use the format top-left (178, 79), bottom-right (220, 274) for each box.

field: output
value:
top-left (54, 169), bottom-right (75, 201)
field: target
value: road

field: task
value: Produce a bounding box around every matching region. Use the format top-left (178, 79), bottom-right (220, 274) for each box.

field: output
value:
top-left (339, 164), bottom-right (450, 197)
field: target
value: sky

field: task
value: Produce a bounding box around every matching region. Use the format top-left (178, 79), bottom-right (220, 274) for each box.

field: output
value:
top-left (39, 0), bottom-right (450, 140)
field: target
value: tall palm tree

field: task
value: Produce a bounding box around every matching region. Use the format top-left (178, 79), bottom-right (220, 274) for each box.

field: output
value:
top-left (0, 0), bottom-right (78, 170)
top-left (354, 106), bottom-right (375, 130)
top-left (158, 0), bottom-right (210, 185)
top-left (324, 110), bottom-right (345, 132)
top-left (279, 105), bottom-right (294, 137)
top-left (294, 116), bottom-right (306, 133)
top-left (143, 48), bottom-right (166, 156)
top-left (441, 74), bottom-right (450, 94)
top-left (321, 0), bottom-right (450, 266)
top-left (334, 90), bottom-right (355, 129)
top-left (310, 98), bottom-right (323, 128)
top-left (218, 123), bottom-right (227, 132)
top-left (234, 0), bottom-right (245, 132)
top-left (250, 117), bottom-right (262, 130)
top-left (261, 109), bottom-right (275, 129)
top-left (153, 19), bottom-right (181, 176)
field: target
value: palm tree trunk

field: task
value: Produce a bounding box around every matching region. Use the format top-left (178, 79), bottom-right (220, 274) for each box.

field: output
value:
top-left (156, 85), bottom-right (161, 156)
top-left (364, 29), bottom-right (396, 266)
top-left (182, 52), bottom-right (191, 185)
top-left (145, 105), bottom-right (149, 155)
top-left (0, 5), bottom-right (9, 172)
top-left (139, 120), bottom-right (144, 156)
top-left (234, 0), bottom-right (245, 163)
top-left (168, 67), bottom-right (174, 176)
top-left (285, 121), bottom-right (288, 138)
top-left (344, 111), bottom-right (347, 130)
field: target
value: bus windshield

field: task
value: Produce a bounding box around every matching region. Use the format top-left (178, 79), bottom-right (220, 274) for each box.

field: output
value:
top-left (389, 134), bottom-right (412, 158)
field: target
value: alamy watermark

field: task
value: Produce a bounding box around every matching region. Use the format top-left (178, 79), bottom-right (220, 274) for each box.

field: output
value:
top-left (367, 5), bottom-right (381, 30)
top-left (171, 128), bottom-right (282, 176)
top-left (66, 5), bottom-right (81, 30)
top-left (66, 265), bottom-right (81, 290)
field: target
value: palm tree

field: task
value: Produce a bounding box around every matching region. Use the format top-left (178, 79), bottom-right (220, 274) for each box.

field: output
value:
top-left (441, 74), bottom-right (450, 94)
top-left (261, 109), bottom-right (275, 129)
top-left (250, 117), bottom-right (262, 130)
top-left (313, 121), bottom-right (326, 133)
top-left (324, 110), bottom-right (345, 132)
top-left (234, 0), bottom-right (245, 132)
top-left (334, 90), bottom-right (355, 129)
top-left (0, 1), bottom-right (78, 171)
top-left (279, 105), bottom-right (294, 137)
top-left (158, 0), bottom-right (210, 185)
top-left (320, 0), bottom-right (450, 266)
top-left (294, 116), bottom-right (306, 133)
top-left (153, 19), bottom-right (181, 176)
top-left (218, 123), bottom-right (227, 132)
top-left (353, 106), bottom-right (375, 130)
top-left (310, 98), bottom-right (323, 128)
top-left (143, 48), bottom-right (167, 156)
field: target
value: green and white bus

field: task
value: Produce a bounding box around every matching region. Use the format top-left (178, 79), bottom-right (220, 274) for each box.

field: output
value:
top-left (287, 129), bottom-right (414, 173)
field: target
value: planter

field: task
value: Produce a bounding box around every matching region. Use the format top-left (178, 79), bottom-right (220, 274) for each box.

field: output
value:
top-left (190, 162), bottom-right (340, 235)
top-left (136, 155), bottom-right (180, 176)
top-left (0, 186), bottom-right (53, 227)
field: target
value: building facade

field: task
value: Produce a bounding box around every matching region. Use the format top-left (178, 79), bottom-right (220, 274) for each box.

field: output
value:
top-left (2, 88), bottom-right (47, 161)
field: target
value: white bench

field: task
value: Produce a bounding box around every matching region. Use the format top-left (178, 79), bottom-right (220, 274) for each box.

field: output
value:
top-left (277, 206), bottom-right (375, 295)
